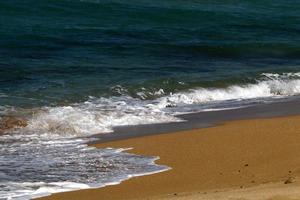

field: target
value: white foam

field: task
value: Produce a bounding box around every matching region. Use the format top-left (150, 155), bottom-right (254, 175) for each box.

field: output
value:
top-left (157, 73), bottom-right (300, 106)
top-left (26, 96), bottom-right (180, 137)
top-left (0, 136), bottom-right (170, 200)
top-left (17, 72), bottom-right (300, 137)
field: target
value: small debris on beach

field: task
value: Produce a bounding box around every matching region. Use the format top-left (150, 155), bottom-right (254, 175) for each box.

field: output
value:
top-left (284, 177), bottom-right (295, 184)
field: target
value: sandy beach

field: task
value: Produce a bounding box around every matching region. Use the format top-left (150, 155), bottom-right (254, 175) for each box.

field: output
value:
top-left (39, 115), bottom-right (300, 200)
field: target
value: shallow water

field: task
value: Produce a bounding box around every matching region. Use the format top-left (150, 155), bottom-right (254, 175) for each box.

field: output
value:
top-left (0, 131), bottom-right (169, 199)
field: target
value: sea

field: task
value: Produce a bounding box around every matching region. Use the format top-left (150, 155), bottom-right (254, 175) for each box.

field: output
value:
top-left (0, 0), bottom-right (300, 199)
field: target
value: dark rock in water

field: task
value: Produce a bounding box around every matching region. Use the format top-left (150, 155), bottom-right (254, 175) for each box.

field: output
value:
top-left (166, 103), bottom-right (176, 108)
top-left (0, 117), bottom-right (28, 134)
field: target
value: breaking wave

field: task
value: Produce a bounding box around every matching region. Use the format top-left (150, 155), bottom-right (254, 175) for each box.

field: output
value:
top-left (158, 72), bottom-right (300, 106)
top-left (19, 72), bottom-right (300, 136)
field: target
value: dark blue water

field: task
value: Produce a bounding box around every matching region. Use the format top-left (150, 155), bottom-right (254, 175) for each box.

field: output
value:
top-left (1, 0), bottom-right (300, 108)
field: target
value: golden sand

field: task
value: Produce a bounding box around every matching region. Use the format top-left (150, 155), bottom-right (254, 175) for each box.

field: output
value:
top-left (39, 116), bottom-right (300, 200)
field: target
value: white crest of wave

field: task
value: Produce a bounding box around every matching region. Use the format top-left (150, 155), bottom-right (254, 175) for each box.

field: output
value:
top-left (27, 106), bottom-right (111, 136)
top-left (26, 97), bottom-right (179, 136)
top-left (24, 72), bottom-right (300, 137)
top-left (157, 73), bottom-right (300, 106)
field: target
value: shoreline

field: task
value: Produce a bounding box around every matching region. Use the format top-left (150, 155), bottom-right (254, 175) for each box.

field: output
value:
top-left (89, 96), bottom-right (300, 144)
top-left (39, 114), bottom-right (300, 200)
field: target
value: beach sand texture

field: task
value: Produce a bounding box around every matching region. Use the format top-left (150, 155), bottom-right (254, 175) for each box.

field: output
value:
top-left (39, 115), bottom-right (300, 200)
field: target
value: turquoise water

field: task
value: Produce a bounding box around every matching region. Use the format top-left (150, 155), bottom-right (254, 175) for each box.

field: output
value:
top-left (1, 0), bottom-right (300, 107)
top-left (1, 1), bottom-right (300, 199)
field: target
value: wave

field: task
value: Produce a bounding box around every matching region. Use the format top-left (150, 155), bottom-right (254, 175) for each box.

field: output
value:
top-left (13, 72), bottom-right (299, 137)
top-left (25, 96), bottom-right (181, 136)
top-left (157, 72), bottom-right (300, 106)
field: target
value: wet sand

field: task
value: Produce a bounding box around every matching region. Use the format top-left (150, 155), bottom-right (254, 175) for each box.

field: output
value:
top-left (89, 97), bottom-right (300, 144)
top-left (39, 115), bottom-right (300, 200)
